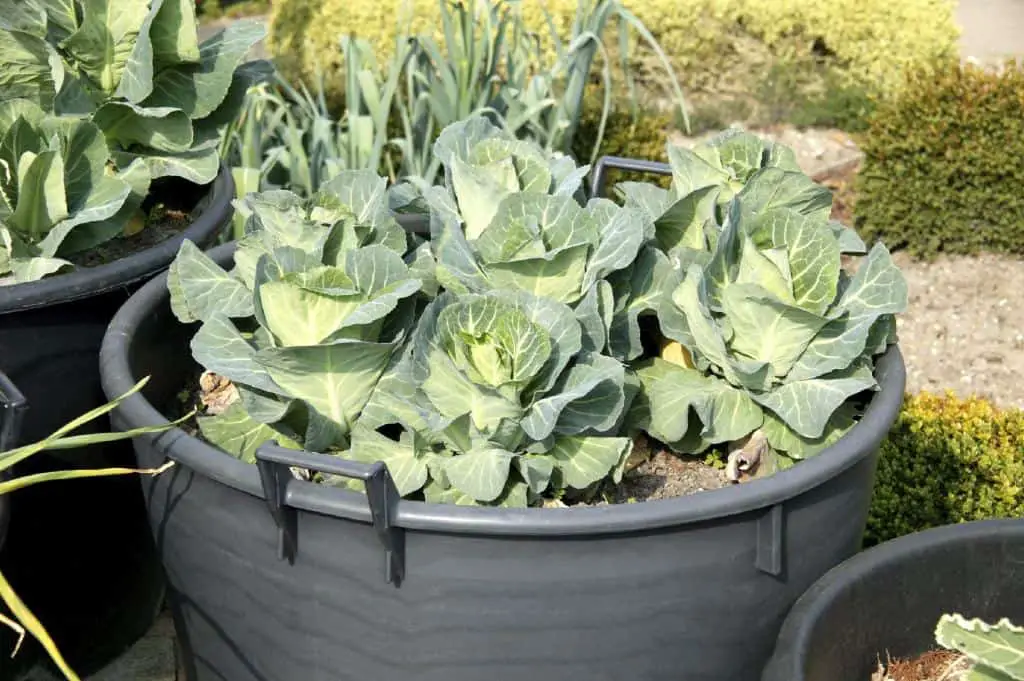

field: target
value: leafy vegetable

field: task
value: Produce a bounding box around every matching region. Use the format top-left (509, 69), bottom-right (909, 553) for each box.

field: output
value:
top-left (635, 189), bottom-right (906, 464)
top-left (170, 170), bottom-right (421, 456)
top-left (359, 290), bottom-right (632, 505)
top-left (0, 102), bottom-right (136, 282)
top-left (0, 0), bottom-right (269, 282)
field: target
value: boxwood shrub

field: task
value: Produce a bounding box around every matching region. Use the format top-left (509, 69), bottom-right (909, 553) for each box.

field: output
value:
top-left (866, 392), bottom-right (1024, 546)
top-left (855, 62), bottom-right (1024, 259)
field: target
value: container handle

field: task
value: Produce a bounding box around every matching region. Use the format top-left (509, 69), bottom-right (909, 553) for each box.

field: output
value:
top-left (590, 155), bottom-right (673, 199)
top-left (0, 369), bottom-right (27, 453)
top-left (255, 443), bottom-right (405, 586)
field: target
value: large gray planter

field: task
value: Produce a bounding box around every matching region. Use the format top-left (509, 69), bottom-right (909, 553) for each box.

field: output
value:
top-left (100, 243), bottom-right (906, 681)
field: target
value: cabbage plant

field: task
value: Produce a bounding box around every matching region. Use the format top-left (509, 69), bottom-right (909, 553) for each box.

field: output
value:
top-left (615, 130), bottom-right (864, 259)
top-left (423, 116), bottom-right (654, 357)
top-left (168, 171), bottom-right (421, 458)
top-left (358, 291), bottom-right (632, 506)
top-left (0, 101), bottom-right (137, 281)
top-left (635, 193), bottom-right (906, 467)
top-left (0, 0), bottom-right (268, 281)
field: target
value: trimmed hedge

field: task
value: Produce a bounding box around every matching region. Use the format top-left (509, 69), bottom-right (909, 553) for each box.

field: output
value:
top-left (268, 0), bottom-right (959, 108)
top-left (866, 392), bottom-right (1024, 546)
top-left (855, 62), bottom-right (1024, 259)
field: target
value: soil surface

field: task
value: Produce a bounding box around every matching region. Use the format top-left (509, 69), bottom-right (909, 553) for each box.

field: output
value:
top-left (611, 449), bottom-right (730, 502)
top-left (68, 207), bottom-right (192, 268)
top-left (873, 650), bottom-right (970, 681)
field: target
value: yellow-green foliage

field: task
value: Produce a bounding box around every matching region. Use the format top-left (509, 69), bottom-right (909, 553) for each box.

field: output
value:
top-left (866, 392), bottom-right (1024, 546)
top-left (269, 0), bottom-right (959, 106)
top-left (855, 62), bottom-right (1024, 259)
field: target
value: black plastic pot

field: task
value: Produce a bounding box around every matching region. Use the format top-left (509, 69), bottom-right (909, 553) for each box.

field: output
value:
top-left (0, 370), bottom-right (26, 552)
top-left (763, 518), bottom-right (1024, 681)
top-left (0, 167), bottom-right (234, 676)
top-left (101, 243), bottom-right (905, 681)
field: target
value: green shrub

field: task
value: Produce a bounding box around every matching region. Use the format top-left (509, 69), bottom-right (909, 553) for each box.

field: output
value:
top-left (855, 62), bottom-right (1024, 258)
top-left (269, 0), bottom-right (959, 111)
top-left (574, 99), bottom-right (674, 196)
top-left (866, 392), bottom-right (1024, 546)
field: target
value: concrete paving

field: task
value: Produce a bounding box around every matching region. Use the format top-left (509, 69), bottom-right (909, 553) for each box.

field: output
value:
top-left (956, 0), bottom-right (1024, 63)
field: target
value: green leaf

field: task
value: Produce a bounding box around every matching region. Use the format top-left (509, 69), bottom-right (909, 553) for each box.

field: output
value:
top-left (198, 402), bottom-right (296, 463)
top-left (936, 615), bottom-right (1024, 681)
top-left (8, 254), bottom-right (70, 282)
top-left (748, 208), bottom-right (841, 314)
top-left (112, 0), bottom-right (165, 102)
top-left (522, 352), bottom-right (625, 440)
top-left (144, 19), bottom-right (266, 119)
top-left (9, 149), bottom-right (67, 239)
top-left (190, 315), bottom-right (282, 394)
top-left (443, 446), bottom-right (513, 503)
top-left (0, 28), bottom-right (59, 109)
top-left (167, 240), bottom-right (254, 323)
top-left (62, 0), bottom-right (151, 96)
top-left (635, 358), bottom-right (763, 450)
top-left (787, 243), bottom-right (907, 382)
top-left (751, 363), bottom-right (876, 439)
top-left (722, 283), bottom-right (828, 378)
top-left (549, 435), bottom-right (631, 490)
top-left (761, 402), bottom-right (857, 459)
top-left (737, 168), bottom-right (833, 222)
top-left (150, 0), bottom-right (200, 69)
top-left (583, 201), bottom-right (648, 289)
top-left (515, 455), bottom-right (554, 495)
top-left (668, 145), bottom-right (729, 197)
top-left (344, 425), bottom-right (429, 497)
top-left (255, 339), bottom-right (397, 432)
top-left (92, 101), bottom-right (193, 152)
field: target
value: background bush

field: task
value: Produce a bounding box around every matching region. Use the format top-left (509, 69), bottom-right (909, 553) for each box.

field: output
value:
top-left (866, 392), bottom-right (1024, 546)
top-left (269, 0), bottom-right (959, 113)
top-left (855, 62), bottom-right (1024, 259)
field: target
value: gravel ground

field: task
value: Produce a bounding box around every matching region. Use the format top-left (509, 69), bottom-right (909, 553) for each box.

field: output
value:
top-left (894, 251), bottom-right (1024, 410)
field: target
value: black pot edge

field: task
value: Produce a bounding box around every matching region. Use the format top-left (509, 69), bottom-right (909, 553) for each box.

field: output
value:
top-left (100, 241), bottom-right (906, 537)
top-left (762, 518), bottom-right (1024, 681)
top-left (0, 166), bottom-right (235, 314)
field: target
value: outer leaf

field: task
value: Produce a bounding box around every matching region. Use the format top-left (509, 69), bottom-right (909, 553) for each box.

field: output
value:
top-left (92, 101), bottom-right (193, 152)
top-left (345, 425), bottom-right (429, 497)
top-left (522, 352), bottom-right (625, 440)
top-left (113, 0), bottom-right (165, 103)
top-left (150, 0), bottom-right (200, 68)
top-left (190, 315), bottom-right (282, 394)
top-left (144, 19), bottom-right (266, 119)
top-left (635, 358), bottom-right (763, 449)
top-left (198, 402), bottom-right (297, 463)
top-left (936, 615), bottom-right (1024, 681)
top-left (443, 446), bottom-right (513, 503)
top-left (167, 240), bottom-right (254, 323)
top-left (549, 436), bottom-right (631, 490)
top-left (761, 402), bottom-right (857, 459)
top-left (736, 167), bottom-right (833, 222)
top-left (0, 28), bottom-right (59, 108)
top-left (255, 339), bottom-right (397, 432)
top-left (9, 149), bottom-right (66, 239)
top-left (62, 0), bottom-right (151, 96)
top-left (752, 364), bottom-right (876, 439)
top-left (787, 243), bottom-right (907, 382)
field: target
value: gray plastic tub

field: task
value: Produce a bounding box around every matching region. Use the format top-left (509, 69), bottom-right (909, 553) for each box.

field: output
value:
top-left (100, 244), bottom-right (905, 681)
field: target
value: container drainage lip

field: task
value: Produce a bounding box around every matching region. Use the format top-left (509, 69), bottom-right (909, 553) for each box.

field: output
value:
top-left (0, 166), bottom-right (234, 314)
top-left (101, 241), bottom-right (907, 537)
